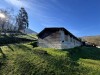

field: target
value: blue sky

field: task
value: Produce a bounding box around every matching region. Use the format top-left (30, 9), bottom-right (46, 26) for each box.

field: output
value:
top-left (0, 0), bottom-right (100, 37)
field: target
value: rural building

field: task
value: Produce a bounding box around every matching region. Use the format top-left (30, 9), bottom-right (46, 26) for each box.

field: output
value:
top-left (37, 27), bottom-right (82, 49)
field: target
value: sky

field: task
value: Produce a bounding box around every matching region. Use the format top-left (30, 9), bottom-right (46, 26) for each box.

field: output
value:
top-left (0, 0), bottom-right (100, 37)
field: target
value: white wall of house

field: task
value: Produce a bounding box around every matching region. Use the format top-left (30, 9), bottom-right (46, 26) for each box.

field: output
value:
top-left (38, 31), bottom-right (62, 49)
top-left (38, 30), bottom-right (82, 49)
top-left (60, 30), bottom-right (82, 49)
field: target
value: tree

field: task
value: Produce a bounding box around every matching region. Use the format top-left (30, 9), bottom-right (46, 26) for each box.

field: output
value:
top-left (0, 9), bottom-right (10, 34)
top-left (16, 7), bottom-right (29, 33)
top-left (0, 8), bottom-right (16, 35)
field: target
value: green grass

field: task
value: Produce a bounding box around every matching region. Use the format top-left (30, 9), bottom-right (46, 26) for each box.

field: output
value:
top-left (0, 34), bottom-right (37, 46)
top-left (16, 34), bottom-right (38, 40)
top-left (0, 43), bottom-right (100, 75)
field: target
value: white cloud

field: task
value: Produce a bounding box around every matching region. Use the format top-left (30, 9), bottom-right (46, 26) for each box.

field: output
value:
top-left (5, 0), bottom-right (31, 9)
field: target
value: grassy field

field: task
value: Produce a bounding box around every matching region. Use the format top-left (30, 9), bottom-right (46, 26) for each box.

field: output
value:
top-left (0, 42), bottom-right (100, 75)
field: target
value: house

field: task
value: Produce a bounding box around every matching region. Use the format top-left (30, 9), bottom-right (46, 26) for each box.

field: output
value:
top-left (37, 27), bottom-right (82, 49)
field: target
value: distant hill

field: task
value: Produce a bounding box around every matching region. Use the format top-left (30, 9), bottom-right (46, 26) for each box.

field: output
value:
top-left (0, 24), bottom-right (37, 35)
top-left (25, 28), bottom-right (37, 34)
top-left (81, 35), bottom-right (100, 46)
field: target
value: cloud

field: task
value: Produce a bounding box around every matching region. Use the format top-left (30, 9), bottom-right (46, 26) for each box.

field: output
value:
top-left (4, 0), bottom-right (31, 9)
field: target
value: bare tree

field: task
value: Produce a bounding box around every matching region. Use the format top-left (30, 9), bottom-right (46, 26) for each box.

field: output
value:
top-left (0, 8), bottom-right (16, 35)
top-left (0, 9), bottom-right (8, 34)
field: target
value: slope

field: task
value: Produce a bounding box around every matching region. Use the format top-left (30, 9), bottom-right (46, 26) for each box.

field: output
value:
top-left (0, 42), bottom-right (100, 75)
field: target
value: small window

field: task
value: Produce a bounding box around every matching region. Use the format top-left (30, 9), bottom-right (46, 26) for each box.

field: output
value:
top-left (62, 40), bottom-right (64, 43)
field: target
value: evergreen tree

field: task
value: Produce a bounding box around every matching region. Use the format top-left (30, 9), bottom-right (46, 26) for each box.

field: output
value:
top-left (16, 7), bottom-right (28, 32)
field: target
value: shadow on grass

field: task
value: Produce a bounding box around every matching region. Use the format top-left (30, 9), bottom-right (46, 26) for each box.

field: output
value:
top-left (13, 57), bottom-right (37, 75)
top-left (0, 48), bottom-right (7, 70)
top-left (32, 48), bottom-right (85, 75)
top-left (0, 35), bottom-right (35, 46)
top-left (13, 48), bottom-right (82, 75)
top-left (0, 48), bottom-right (6, 59)
top-left (7, 45), bottom-right (14, 51)
top-left (11, 45), bottom-right (76, 74)
top-left (63, 46), bottom-right (100, 61)
top-left (15, 44), bottom-right (32, 51)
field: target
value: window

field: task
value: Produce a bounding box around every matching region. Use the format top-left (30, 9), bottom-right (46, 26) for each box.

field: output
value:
top-left (65, 35), bottom-right (68, 41)
top-left (62, 40), bottom-right (64, 43)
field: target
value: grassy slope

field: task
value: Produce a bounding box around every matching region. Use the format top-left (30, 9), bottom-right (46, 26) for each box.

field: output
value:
top-left (16, 34), bottom-right (38, 40)
top-left (0, 34), bottom-right (37, 46)
top-left (0, 34), bottom-right (100, 75)
top-left (0, 42), bottom-right (100, 75)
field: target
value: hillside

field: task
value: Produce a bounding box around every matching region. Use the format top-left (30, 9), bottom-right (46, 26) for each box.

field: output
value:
top-left (0, 34), bottom-right (37, 46)
top-left (81, 35), bottom-right (100, 46)
top-left (0, 41), bottom-right (100, 75)
top-left (25, 29), bottom-right (37, 34)
top-left (0, 34), bottom-right (100, 75)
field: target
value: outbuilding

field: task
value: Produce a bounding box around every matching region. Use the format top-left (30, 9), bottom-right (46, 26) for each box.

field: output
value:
top-left (37, 27), bottom-right (82, 49)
